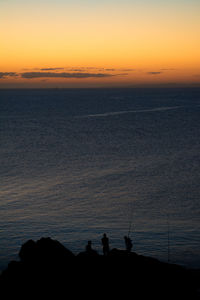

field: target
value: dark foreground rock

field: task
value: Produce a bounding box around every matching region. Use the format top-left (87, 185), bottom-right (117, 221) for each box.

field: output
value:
top-left (1, 237), bottom-right (199, 298)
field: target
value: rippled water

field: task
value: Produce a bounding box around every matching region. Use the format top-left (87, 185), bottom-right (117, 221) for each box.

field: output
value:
top-left (0, 88), bottom-right (200, 270)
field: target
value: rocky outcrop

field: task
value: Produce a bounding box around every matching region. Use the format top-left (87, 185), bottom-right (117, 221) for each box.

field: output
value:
top-left (0, 237), bottom-right (199, 298)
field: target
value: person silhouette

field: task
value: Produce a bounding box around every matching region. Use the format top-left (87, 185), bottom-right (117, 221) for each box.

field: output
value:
top-left (101, 233), bottom-right (109, 256)
top-left (124, 236), bottom-right (133, 253)
top-left (84, 240), bottom-right (98, 256)
top-left (86, 240), bottom-right (92, 253)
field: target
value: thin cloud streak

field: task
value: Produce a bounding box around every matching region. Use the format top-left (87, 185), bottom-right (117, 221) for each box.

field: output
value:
top-left (40, 68), bottom-right (65, 71)
top-left (160, 68), bottom-right (176, 71)
top-left (147, 72), bottom-right (162, 75)
top-left (65, 67), bottom-right (135, 72)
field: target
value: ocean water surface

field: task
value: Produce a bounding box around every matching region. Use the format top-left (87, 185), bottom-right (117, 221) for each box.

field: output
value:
top-left (0, 88), bottom-right (200, 271)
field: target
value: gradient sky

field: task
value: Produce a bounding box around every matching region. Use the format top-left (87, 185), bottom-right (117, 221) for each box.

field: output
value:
top-left (0, 0), bottom-right (200, 88)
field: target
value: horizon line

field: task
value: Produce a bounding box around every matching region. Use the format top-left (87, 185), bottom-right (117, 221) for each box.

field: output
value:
top-left (0, 85), bottom-right (200, 90)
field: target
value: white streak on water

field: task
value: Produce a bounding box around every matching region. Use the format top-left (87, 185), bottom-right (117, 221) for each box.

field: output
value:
top-left (77, 106), bottom-right (184, 118)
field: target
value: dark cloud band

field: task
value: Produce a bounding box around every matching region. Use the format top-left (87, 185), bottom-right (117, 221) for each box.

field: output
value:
top-left (0, 72), bottom-right (18, 79)
top-left (21, 72), bottom-right (115, 79)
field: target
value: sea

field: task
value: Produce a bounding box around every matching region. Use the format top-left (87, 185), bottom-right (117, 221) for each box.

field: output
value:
top-left (0, 88), bottom-right (200, 271)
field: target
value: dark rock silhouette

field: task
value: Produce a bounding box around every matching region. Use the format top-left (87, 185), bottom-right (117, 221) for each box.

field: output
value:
top-left (19, 237), bottom-right (74, 264)
top-left (0, 237), bottom-right (199, 298)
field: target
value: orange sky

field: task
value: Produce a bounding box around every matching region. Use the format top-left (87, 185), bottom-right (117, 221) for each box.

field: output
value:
top-left (0, 0), bottom-right (200, 88)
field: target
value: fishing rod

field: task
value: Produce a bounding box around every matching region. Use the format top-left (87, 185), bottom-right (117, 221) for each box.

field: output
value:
top-left (127, 221), bottom-right (132, 238)
top-left (167, 213), bottom-right (170, 263)
top-left (127, 202), bottom-right (134, 238)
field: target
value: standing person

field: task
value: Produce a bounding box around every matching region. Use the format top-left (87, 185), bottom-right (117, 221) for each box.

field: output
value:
top-left (101, 233), bottom-right (109, 256)
top-left (124, 236), bottom-right (133, 253)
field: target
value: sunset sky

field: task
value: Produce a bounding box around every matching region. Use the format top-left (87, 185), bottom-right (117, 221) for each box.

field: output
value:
top-left (1, 0), bottom-right (200, 88)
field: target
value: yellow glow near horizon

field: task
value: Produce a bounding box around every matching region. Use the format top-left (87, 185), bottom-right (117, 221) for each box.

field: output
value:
top-left (0, 1), bottom-right (200, 87)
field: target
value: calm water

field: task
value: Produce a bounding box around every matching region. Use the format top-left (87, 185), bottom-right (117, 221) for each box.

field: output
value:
top-left (0, 88), bottom-right (200, 271)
